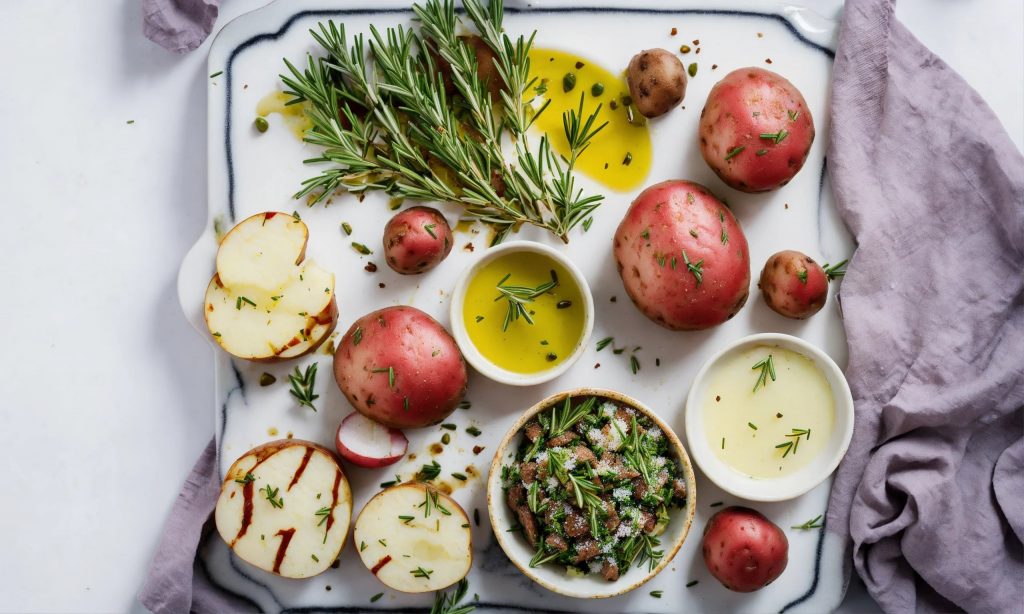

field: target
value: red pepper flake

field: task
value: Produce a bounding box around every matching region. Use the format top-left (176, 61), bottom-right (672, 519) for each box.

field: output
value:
top-left (692, 39), bottom-right (700, 45)
top-left (757, 32), bottom-right (764, 38)
top-left (378, 282), bottom-right (386, 288)
top-left (594, 363), bottom-right (601, 369)
top-left (670, 27), bottom-right (678, 36)
top-left (472, 445), bottom-right (485, 455)
top-left (575, 61), bottom-right (585, 69)
top-left (785, 203), bottom-right (790, 209)
top-left (765, 58), bottom-right (773, 64)
top-left (711, 64), bottom-right (718, 70)
top-left (464, 243), bottom-right (475, 252)
top-left (364, 262), bottom-right (378, 273)
top-left (695, 47), bottom-right (701, 54)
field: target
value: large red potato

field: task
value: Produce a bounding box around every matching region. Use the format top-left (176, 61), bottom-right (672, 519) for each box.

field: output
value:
top-left (702, 506), bottom-right (789, 592)
top-left (333, 306), bottom-right (468, 429)
top-left (699, 67), bottom-right (814, 193)
top-left (613, 180), bottom-right (750, 330)
top-left (383, 206), bottom-right (453, 275)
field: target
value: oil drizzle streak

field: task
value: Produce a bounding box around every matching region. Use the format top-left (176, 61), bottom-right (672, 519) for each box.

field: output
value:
top-left (287, 447), bottom-right (314, 491)
top-left (231, 480), bottom-right (255, 547)
top-left (371, 555), bottom-right (392, 575)
top-left (273, 528), bottom-right (296, 574)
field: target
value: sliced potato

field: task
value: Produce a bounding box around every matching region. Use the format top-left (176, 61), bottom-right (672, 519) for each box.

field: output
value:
top-left (204, 211), bottom-right (338, 362)
top-left (354, 483), bottom-right (472, 593)
top-left (215, 440), bottom-right (352, 579)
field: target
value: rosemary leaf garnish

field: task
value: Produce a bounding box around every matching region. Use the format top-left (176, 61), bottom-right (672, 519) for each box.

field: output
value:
top-left (495, 273), bottom-right (556, 332)
top-left (596, 336), bottom-right (614, 352)
top-left (792, 514), bottom-right (824, 530)
top-left (798, 268), bottom-right (808, 284)
top-left (411, 566), bottom-right (434, 579)
top-left (351, 242), bottom-right (372, 255)
top-left (548, 395), bottom-right (596, 437)
top-left (424, 224), bottom-right (437, 239)
top-left (260, 484), bottom-right (284, 508)
top-left (288, 363), bottom-right (320, 411)
top-left (724, 145), bottom-right (745, 160)
top-left (751, 354), bottom-right (776, 393)
top-left (681, 249), bottom-right (704, 286)
top-left (315, 506), bottom-right (331, 543)
top-left (776, 428), bottom-right (811, 457)
top-left (371, 365), bottom-right (396, 389)
top-left (824, 259), bottom-right (849, 280)
top-left (651, 590), bottom-right (664, 597)
top-left (430, 578), bottom-right (474, 614)
top-left (370, 592), bottom-right (383, 603)
top-left (759, 129), bottom-right (789, 144)
top-left (418, 460), bottom-right (442, 481)
top-left (234, 472), bottom-right (255, 485)
top-left (630, 354), bottom-right (641, 374)
top-left (281, 1), bottom-right (607, 244)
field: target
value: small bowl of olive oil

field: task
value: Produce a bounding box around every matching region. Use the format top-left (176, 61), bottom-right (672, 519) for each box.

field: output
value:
top-left (450, 241), bottom-right (594, 386)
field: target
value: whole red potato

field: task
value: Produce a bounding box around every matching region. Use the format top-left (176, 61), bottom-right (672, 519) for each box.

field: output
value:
top-left (702, 506), bottom-right (789, 592)
top-left (333, 306), bottom-right (467, 429)
top-left (613, 180), bottom-right (750, 330)
top-left (699, 67), bottom-right (814, 192)
top-left (383, 206), bottom-right (453, 275)
top-left (759, 250), bottom-right (828, 319)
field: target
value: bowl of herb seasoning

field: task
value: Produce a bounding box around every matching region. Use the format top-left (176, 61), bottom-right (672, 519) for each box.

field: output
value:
top-left (487, 388), bottom-right (697, 598)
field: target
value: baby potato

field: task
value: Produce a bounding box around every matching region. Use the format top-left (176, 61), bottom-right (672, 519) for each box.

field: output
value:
top-left (383, 206), bottom-right (453, 275)
top-left (699, 67), bottom-right (814, 192)
top-left (758, 250), bottom-right (830, 319)
top-left (702, 506), bottom-right (788, 592)
top-left (626, 48), bottom-right (687, 118)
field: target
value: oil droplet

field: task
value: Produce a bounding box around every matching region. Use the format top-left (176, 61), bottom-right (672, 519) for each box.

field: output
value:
top-left (527, 49), bottom-right (652, 191)
top-left (256, 91), bottom-right (312, 140)
top-left (267, 427), bottom-right (279, 436)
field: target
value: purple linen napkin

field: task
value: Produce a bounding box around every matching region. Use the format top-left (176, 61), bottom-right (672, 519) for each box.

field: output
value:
top-left (143, 0), bottom-right (220, 53)
top-left (826, 1), bottom-right (1024, 612)
top-left (139, 439), bottom-right (257, 613)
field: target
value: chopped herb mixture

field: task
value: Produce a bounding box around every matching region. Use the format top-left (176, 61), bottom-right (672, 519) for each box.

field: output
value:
top-left (501, 395), bottom-right (687, 581)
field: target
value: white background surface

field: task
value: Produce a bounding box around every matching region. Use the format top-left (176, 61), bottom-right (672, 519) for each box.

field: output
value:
top-left (0, 1), bottom-right (1019, 612)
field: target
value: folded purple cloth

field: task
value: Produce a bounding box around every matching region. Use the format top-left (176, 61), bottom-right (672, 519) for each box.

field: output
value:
top-left (826, 1), bottom-right (1024, 613)
top-left (139, 439), bottom-right (256, 613)
top-left (143, 0), bottom-right (220, 53)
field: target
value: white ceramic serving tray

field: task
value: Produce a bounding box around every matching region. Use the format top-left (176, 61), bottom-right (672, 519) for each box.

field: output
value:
top-left (178, 1), bottom-right (853, 611)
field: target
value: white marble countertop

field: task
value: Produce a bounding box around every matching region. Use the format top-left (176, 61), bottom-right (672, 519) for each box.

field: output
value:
top-left (0, 1), bottom-right (1019, 611)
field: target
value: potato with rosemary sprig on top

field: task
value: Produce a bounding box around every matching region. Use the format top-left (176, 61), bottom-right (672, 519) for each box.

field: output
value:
top-left (383, 206), bottom-right (453, 275)
top-left (758, 250), bottom-right (847, 319)
top-left (214, 440), bottom-right (352, 578)
top-left (204, 212), bottom-right (337, 361)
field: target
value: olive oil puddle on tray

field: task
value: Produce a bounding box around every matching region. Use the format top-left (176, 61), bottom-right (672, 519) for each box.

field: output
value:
top-left (256, 91), bottom-right (312, 140)
top-left (527, 48), bottom-right (652, 192)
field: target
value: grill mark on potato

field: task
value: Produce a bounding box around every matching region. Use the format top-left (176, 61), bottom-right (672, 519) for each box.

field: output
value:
top-left (273, 528), bottom-right (296, 573)
top-left (326, 469), bottom-right (342, 532)
top-left (231, 479), bottom-right (256, 547)
top-left (287, 447), bottom-right (315, 491)
top-left (371, 555), bottom-right (393, 575)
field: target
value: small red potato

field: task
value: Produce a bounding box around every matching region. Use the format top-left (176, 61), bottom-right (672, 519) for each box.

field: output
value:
top-left (702, 506), bottom-right (789, 592)
top-left (383, 206), bottom-right (453, 275)
top-left (333, 306), bottom-right (468, 429)
top-left (335, 411), bottom-right (408, 468)
top-left (758, 250), bottom-right (830, 319)
top-left (613, 180), bottom-right (750, 330)
top-left (699, 67), bottom-right (814, 192)
top-left (626, 48), bottom-right (687, 118)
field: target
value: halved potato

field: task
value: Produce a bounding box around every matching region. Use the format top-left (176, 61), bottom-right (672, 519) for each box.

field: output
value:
top-left (214, 440), bottom-right (352, 579)
top-left (354, 483), bottom-right (472, 592)
top-left (205, 212), bottom-right (338, 361)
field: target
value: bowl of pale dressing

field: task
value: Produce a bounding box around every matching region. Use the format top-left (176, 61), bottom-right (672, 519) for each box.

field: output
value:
top-left (684, 333), bottom-right (854, 501)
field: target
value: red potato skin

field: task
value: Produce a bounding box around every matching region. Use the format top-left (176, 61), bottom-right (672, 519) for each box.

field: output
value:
top-left (699, 67), bottom-right (814, 193)
top-left (759, 250), bottom-right (828, 319)
top-left (333, 306), bottom-right (467, 429)
top-left (613, 180), bottom-right (750, 330)
top-left (335, 412), bottom-right (408, 468)
top-left (702, 506), bottom-right (789, 592)
top-left (383, 207), bottom-right (453, 275)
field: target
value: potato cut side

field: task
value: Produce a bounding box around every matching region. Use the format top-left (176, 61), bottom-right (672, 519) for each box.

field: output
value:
top-left (204, 211), bottom-right (338, 361)
top-left (215, 440), bottom-right (352, 579)
top-left (354, 483), bottom-right (471, 593)
top-left (217, 212), bottom-right (308, 289)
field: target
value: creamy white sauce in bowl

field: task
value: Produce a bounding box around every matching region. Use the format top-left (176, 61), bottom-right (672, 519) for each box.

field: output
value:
top-left (684, 333), bottom-right (854, 502)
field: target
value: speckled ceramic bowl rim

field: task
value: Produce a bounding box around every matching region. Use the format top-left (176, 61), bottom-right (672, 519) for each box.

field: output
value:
top-left (486, 388), bottom-right (698, 599)
top-left (449, 241), bottom-right (595, 386)
top-left (684, 332), bottom-right (855, 502)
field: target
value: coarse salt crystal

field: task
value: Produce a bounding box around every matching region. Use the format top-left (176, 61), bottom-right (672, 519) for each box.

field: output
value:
top-left (647, 426), bottom-right (663, 440)
top-left (613, 487), bottom-right (631, 501)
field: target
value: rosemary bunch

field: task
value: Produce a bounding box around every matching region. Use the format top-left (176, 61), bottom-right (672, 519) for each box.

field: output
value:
top-left (280, 0), bottom-right (606, 243)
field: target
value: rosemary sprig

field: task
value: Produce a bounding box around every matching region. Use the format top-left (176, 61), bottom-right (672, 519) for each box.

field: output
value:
top-left (430, 578), bottom-right (475, 614)
top-left (824, 259), bottom-right (849, 280)
top-left (261, 484), bottom-right (284, 509)
top-left (417, 460), bottom-right (442, 481)
top-left (792, 514), bottom-right (824, 530)
top-left (371, 365), bottom-right (396, 389)
top-left (411, 566), bottom-right (434, 579)
top-left (621, 533), bottom-right (664, 572)
top-left (547, 395), bottom-right (596, 437)
top-left (527, 481), bottom-right (549, 514)
top-left (775, 428), bottom-right (811, 457)
top-left (315, 506), bottom-right (331, 543)
top-left (418, 487), bottom-right (451, 518)
top-left (234, 472), bottom-right (255, 485)
top-left (494, 272), bottom-right (556, 332)
top-left (682, 250), bottom-right (704, 286)
top-left (566, 473), bottom-right (603, 511)
top-left (280, 0), bottom-right (606, 244)
top-left (751, 354), bottom-right (776, 393)
top-left (760, 129), bottom-right (789, 144)
top-left (288, 363), bottom-right (319, 411)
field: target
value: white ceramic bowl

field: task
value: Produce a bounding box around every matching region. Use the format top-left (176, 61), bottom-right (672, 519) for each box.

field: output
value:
top-left (449, 241), bottom-right (594, 386)
top-left (487, 388), bottom-right (697, 599)
top-left (684, 333), bottom-right (854, 502)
